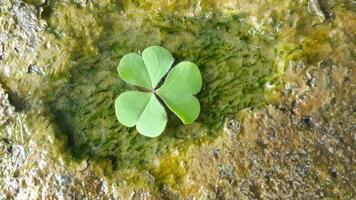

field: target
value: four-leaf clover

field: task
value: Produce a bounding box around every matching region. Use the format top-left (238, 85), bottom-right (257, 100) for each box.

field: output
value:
top-left (115, 46), bottom-right (202, 137)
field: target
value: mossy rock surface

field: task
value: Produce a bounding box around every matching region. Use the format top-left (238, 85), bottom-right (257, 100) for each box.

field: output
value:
top-left (46, 5), bottom-right (279, 171)
top-left (0, 0), bottom-right (355, 199)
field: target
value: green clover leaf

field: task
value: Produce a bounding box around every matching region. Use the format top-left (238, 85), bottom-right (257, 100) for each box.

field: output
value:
top-left (115, 46), bottom-right (202, 137)
top-left (157, 62), bottom-right (202, 124)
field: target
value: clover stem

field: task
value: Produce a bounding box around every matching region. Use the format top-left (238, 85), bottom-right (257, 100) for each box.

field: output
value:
top-left (133, 85), bottom-right (152, 93)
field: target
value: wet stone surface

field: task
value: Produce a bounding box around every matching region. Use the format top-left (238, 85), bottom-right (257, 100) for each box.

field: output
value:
top-left (0, 0), bottom-right (355, 199)
top-left (47, 10), bottom-right (279, 171)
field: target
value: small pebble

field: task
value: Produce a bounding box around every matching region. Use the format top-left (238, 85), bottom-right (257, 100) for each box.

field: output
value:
top-left (301, 116), bottom-right (314, 128)
top-left (329, 168), bottom-right (337, 178)
top-left (27, 64), bottom-right (44, 75)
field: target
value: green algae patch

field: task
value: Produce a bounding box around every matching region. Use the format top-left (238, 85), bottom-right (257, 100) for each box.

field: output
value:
top-left (40, 1), bottom-right (282, 186)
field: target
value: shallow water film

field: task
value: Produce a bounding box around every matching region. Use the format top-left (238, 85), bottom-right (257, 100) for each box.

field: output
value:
top-left (0, 0), bottom-right (355, 199)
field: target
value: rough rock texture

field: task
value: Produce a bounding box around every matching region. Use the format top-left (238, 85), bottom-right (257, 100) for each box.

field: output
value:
top-left (0, 85), bottom-right (14, 125)
top-left (0, 0), bottom-right (355, 199)
top-left (178, 60), bottom-right (355, 199)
